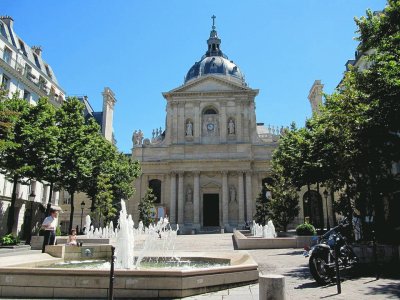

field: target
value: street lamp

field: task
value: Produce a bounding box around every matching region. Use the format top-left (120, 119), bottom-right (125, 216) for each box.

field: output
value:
top-left (80, 201), bottom-right (85, 235)
top-left (323, 189), bottom-right (330, 231)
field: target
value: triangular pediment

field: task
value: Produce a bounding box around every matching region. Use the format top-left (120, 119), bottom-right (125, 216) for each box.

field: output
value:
top-left (167, 75), bottom-right (252, 94)
top-left (201, 181), bottom-right (221, 189)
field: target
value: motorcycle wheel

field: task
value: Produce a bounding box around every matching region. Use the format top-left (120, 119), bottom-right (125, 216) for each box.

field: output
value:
top-left (309, 253), bottom-right (332, 285)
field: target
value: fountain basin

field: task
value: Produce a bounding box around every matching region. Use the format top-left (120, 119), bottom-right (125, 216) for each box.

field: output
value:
top-left (234, 230), bottom-right (315, 249)
top-left (0, 250), bottom-right (258, 298)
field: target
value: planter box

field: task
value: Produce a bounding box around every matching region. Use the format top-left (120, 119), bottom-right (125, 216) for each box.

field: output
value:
top-left (352, 244), bottom-right (399, 264)
top-left (30, 236), bottom-right (44, 250)
top-left (296, 236), bottom-right (318, 248)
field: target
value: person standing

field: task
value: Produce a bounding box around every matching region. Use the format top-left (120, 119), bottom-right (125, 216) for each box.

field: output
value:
top-left (41, 208), bottom-right (58, 253)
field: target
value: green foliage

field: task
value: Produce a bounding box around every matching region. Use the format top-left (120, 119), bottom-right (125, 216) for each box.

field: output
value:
top-left (92, 174), bottom-right (117, 225)
top-left (254, 192), bottom-right (269, 226)
top-left (55, 226), bottom-right (62, 236)
top-left (271, 2), bottom-right (400, 241)
top-left (0, 233), bottom-right (20, 245)
top-left (296, 223), bottom-right (317, 236)
top-left (56, 98), bottom-right (99, 232)
top-left (266, 172), bottom-right (300, 232)
top-left (138, 188), bottom-right (156, 227)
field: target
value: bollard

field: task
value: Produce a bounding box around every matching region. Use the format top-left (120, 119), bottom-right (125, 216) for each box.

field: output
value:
top-left (334, 241), bottom-right (341, 294)
top-left (109, 246), bottom-right (116, 300)
top-left (221, 228), bottom-right (225, 234)
top-left (259, 274), bottom-right (286, 300)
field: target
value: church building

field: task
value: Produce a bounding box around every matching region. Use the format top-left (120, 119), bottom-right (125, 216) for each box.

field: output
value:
top-left (130, 18), bottom-right (334, 233)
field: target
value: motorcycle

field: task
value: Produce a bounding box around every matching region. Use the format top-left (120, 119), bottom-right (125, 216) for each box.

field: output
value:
top-left (308, 218), bottom-right (358, 285)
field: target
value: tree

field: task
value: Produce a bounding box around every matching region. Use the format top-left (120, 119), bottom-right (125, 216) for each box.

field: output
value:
top-left (270, 1), bottom-right (400, 240)
top-left (0, 93), bottom-right (30, 234)
top-left (20, 98), bottom-right (60, 215)
top-left (0, 89), bottom-right (20, 153)
top-left (138, 188), bottom-right (156, 227)
top-left (266, 170), bottom-right (300, 232)
top-left (57, 98), bottom-right (99, 233)
top-left (109, 153), bottom-right (140, 203)
top-left (91, 173), bottom-right (116, 226)
top-left (254, 192), bottom-right (269, 226)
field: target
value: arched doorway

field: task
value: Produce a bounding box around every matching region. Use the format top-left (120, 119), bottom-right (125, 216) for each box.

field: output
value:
top-left (148, 179), bottom-right (161, 204)
top-left (303, 190), bottom-right (324, 229)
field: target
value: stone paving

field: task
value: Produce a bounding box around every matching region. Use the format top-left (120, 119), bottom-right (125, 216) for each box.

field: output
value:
top-left (173, 234), bottom-right (400, 300)
top-left (0, 234), bottom-right (398, 299)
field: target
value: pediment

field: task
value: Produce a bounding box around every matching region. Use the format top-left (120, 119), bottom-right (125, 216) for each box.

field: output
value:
top-left (201, 181), bottom-right (221, 189)
top-left (167, 75), bottom-right (251, 94)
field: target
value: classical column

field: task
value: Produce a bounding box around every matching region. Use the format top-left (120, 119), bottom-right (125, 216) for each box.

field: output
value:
top-left (222, 171), bottom-right (229, 227)
top-left (238, 172), bottom-right (245, 224)
top-left (245, 172), bottom-right (253, 222)
top-left (169, 172), bottom-right (176, 223)
top-left (193, 171), bottom-right (200, 227)
top-left (177, 172), bottom-right (184, 224)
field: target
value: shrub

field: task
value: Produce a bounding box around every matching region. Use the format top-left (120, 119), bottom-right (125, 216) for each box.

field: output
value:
top-left (296, 223), bottom-right (316, 236)
top-left (1, 234), bottom-right (20, 246)
top-left (55, 226), bottom-right (62, 236)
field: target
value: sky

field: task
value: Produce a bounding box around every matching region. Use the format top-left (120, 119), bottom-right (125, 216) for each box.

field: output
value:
top-left (2, 0), bottom-right (387, 153)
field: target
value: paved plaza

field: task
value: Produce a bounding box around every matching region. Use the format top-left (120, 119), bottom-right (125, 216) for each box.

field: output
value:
top-left (173, 234), bottom-right (399, 300)
top-left (0, 234), bottom-right (398, 299)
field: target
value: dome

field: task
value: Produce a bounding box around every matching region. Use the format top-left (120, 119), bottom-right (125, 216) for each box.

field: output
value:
top-left (184, 16), bottom-right (246, 85)
top-left (185, 56), bottom-right (244, 84)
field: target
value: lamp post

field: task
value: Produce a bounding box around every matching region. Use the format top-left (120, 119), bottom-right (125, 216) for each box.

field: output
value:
top-left (26, 191), bottom-right (36, 244)
top-left (80, 201), bottom-right (85, 235)
top-left (323, 189), bottom-right (330, 231)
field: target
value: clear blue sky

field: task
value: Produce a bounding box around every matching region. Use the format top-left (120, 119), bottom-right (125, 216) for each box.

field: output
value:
top-left (2, 0), bottom-right (387, 153)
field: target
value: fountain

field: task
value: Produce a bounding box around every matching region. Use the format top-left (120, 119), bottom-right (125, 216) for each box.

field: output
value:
top-left (252, 220), bottom-right (277, 238)
top-left (115, 200), bottom-right (135, 269)
top-left (0, 200), bottom-right (258, 298)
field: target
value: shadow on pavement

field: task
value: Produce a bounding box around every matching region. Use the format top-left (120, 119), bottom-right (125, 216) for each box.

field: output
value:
top-left (366, 281), bottom-right (400, 298)
top-left (276, 250), bottom-right (304, 256)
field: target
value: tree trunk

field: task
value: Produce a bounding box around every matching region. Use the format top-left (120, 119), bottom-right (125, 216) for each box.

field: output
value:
top-left (68, 191), bottom-right (75, 233)
top-left (6, 175), bottom-right (19, 234)
top-left (45, 182), bottom-right (54, 216)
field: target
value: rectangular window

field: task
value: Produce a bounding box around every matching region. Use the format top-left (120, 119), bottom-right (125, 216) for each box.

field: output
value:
top-left (2, 47), bottom-right (12, 64)
top-left (24, 64), bottom-right (33, 78)
top-left (0, 23), bottom-right (6, 38)
top-left (23, 89), bottom-right (30, 101)
top-left (33, 53), bottom-right (41, 69)
top-left (1, 74), bottom-right (10, 89)
top-left (45, 65), bottom-right (52, 79)
top-left (18, 39), bottom-right (27, 57)
top-left (39, 75), bottom-right (48, 92)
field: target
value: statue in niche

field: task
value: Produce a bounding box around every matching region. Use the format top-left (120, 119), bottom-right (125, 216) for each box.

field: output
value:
top-left (228, 119), bottom-right (235, 134)
top-left (186, 121), bottom-right (193, 136)
top-left (186, 186), bottom-right (192, 202)
top-left (230, 186), bottom-right (236, 203)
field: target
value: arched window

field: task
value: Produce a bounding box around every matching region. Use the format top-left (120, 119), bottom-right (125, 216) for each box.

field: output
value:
top-left (303, 190), bottom-right (324, 229)
top-left (203, 107), bottom-right (218, 115)
top-left (149, 179), bottom-right (161, 204)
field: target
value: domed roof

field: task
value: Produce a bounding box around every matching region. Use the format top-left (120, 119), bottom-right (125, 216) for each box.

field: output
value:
top-left (184, 16), bottom-right (246, 85)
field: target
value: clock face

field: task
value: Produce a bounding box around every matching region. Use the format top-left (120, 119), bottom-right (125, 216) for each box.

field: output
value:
top-left (207, 123), bottom-right (214, 131)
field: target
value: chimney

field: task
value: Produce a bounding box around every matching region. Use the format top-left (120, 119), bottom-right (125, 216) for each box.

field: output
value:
top-left (0, 16), bottom-right (14, 28)
top-left (31, 46), bottom-right (42, 56)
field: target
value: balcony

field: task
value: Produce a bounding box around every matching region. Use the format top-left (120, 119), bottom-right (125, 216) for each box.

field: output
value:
top-left (0, 48), bottom-right (63, 106)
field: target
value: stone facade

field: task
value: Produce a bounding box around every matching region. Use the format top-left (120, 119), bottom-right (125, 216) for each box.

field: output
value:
top-left (130, 20), bottom-right (336, 233)
top-left (130, 21), bottom-right (283, 233)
